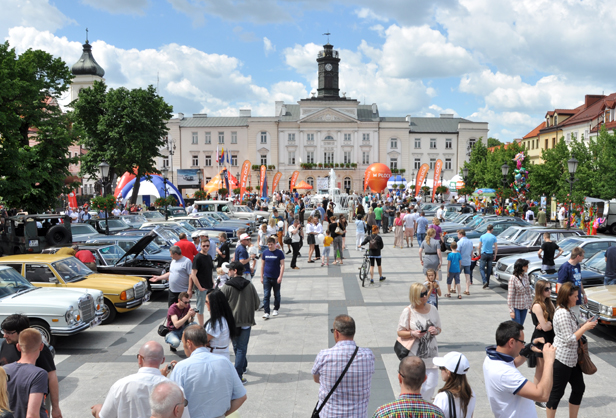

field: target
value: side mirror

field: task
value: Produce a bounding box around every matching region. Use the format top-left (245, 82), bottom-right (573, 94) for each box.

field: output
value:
top-left (49, 277), bottom-right (59, 284)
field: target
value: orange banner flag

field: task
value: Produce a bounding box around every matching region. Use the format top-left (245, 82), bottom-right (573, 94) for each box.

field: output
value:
top-left (415, 163), bottom-right (429, 197)
top-left (239, 160), bottom-right (251, 199)
top-left (432, 159), bottom-right (443, 202)
top-left (272, 172), bottom-right (282, 192)
top-left (290, 171), bottom-right (300, 191)
top-left (364, 169), bottom-right (370, 192)
top-left (259, 165), bottom-right (267, 192)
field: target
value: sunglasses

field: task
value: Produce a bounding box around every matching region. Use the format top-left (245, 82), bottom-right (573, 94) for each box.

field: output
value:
top-left (420, 291), bottom-right (429, 298)
top-left (544, 287), bottom-right (551, 292)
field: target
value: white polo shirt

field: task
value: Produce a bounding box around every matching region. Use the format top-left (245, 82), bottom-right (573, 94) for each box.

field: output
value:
top-left (483, 347), bottom-right (537, 418)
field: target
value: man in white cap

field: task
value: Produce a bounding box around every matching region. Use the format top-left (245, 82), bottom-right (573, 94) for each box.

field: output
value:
top-left (198, 231), bottom-right (216, 259)
top-left (234, 234), bottom-right (253, 280)
top-left (432, 352), bottom-right (475, 416)
top-left (190, 231), bottom-right (200, 250)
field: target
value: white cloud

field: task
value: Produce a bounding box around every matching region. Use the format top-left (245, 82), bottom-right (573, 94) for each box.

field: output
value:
top-left (80, 0), bottom-right (149, 15)
top-left (369, 24), bottom-right (385, 38)
top-left (0, 0), bottom-right (74, 39)
top-left (263, 37), bottom-right (275, 56)
top-left (468, 106), bottom-right (538, 140)
top-left (354, 7), bottom-right (388, 22)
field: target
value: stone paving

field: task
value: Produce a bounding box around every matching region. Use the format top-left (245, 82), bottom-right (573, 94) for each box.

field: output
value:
top-left (55, 227), bottom-right (616, 417)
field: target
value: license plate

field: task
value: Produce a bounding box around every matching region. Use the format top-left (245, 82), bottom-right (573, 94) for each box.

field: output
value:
top-left (90, 317), bottom-right (102, 328)
top-left (28, 239), bottom-right (39, 247)
top-left (143, 292), bottom-right (151, 303)
top-left (494, 273), bottom-right (499, 280)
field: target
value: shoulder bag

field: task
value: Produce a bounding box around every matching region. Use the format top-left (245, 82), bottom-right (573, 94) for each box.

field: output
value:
top-left (157, 314), bottom-right (170, 337)
top-left (445, 390), bottom-right (457, 418)
top-left (577, 335), bottom-right (597, 375)
top-left (394, 306), bottom-right (415, 360)
top-left (311, 346), bottom-right (359, 418)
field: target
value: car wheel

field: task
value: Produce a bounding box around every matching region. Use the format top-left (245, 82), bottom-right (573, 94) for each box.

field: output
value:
top-left (30, 319), bottom-right (55, 346)
top-left (610, 223), bottom-right (616, 235)
top-left (101, 299), bottom-right (117, 325)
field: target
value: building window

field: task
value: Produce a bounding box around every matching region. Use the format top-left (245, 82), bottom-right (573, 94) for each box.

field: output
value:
top-left (343, 151), bottom-right (351, 164)
top-left (205, 177), bottom-right (211, 184)
top-left (260, 155), bottom-right (267, 166)
top-left (288, 133), bottom-right (295, 142)
top-left (205, 132), bottom-right (211, 144)
top-left (414, 138), bottom-right (421, 149)
top-left (192, 155), bottom-right (199, 166)
top-left (344, 133), bottom-right (351, 142)
top-left (260, 132), bottom-right (267, 144)
top-left (552, 138), bottom-right (556, 147)
top-left (218, 132), bottom-right (224, 144)
top-left (390, 138), bottom-right (398, 149)
top-left (231, 155), bottom-right (237, 166)
top-left (163, 158), bottom-right (169, 167)
top-left (324, 135), bottom-right (334, 141)
top-left (362, 152), bottom-right (370, 165)
top-left (445, 138), bottom-right (452, 149)
top-left (531, 141), bottom-right (534, 150)
top-left (390, 158), bottom-right (398, 171)
top-left (288, 151), bottom-right (296, 165)
top-left (306, 151), bottom-right (314, 164)
top-left (362, 133), bottom-right (370, 142)
top-left (445, 158), bottom-right (452, 170)
top-left (231, 132), bottom-right (237, 144)
top-left (469, 138), bottom-right (476, 148)
top-left (192, 132), bottom-right (198, 144)
top-left (324, 152), bottom-right (334, 164)
top-left (205, 155), bottom-right (212, 166)
top-left (307, 133), bottom-right (314, 142)
top-left (344, 177), bottom-right (351, 190)
top-left (414, 158), bottom-right (421, 170)
top-left (429, 158), bottom-right (436, 170)
top-left (430, 138), bottom-right (437, 149)
top-left (307, 177), bottom-right (314, 187)
top-left (288, 177), bottom-right (292, 189)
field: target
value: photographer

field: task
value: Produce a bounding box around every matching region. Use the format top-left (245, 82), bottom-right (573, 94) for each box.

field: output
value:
top-left (165, 292), bottom-right (197, 353)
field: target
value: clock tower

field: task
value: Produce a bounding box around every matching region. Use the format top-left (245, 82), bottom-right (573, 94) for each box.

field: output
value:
top-left (316, 43), bottom-right (340, 99)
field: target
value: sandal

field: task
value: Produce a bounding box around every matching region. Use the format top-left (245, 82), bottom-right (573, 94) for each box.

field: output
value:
top-left (463, 291), bottom-right (470, 295)
top-left (458, 295), bottom-right (462, 299)
top-left (445, 294), bottom-right (451, 298)
top-left (450, 289), bottom-right (456, 294)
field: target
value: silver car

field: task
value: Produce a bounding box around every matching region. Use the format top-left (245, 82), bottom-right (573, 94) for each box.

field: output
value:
top-left (495, 236), bottom-right (616, 287)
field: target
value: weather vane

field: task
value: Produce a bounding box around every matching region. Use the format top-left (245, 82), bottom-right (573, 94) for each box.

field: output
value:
top-left (323, 32), bottom-right (330, 43)
top-left (86, 27), bottom-right (89, 43)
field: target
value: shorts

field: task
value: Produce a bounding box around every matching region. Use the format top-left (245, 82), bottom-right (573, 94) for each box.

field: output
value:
top-left (404, 228), bottom-right (414, 237)
top-left (307, 234), bottom-right (316, 245)
top-left (323, 246), bottom-right (331, 257)
top-left (462, 265), bottom-right (471, 275)
top-left (195, 288), bottom-right (207, 313)
top-left (369, 257), bottom-right (382, 267)
top-left (447, 273), bottom-right (460, 285)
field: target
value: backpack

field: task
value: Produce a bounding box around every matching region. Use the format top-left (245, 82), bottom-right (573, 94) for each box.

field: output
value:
top-left (528, 212), bottom-right (534, 221)
top-left (369, 234), bottom-right (382, 251)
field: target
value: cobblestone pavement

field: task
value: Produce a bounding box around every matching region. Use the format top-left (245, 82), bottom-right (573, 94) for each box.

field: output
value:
top-left (56, 227), bottom-right (616, 417)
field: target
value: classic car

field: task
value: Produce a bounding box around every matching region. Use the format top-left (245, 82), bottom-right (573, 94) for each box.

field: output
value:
top-left (172, 216), bottom-right (239, 241)
top-left (491, 228), bottom-right (584, 262)
top-left (70, 223), bottom-right (107, 243)
top-left (443, 219), bottom-right (529, 251)
top-left (0, 214), bottom-right (72, 255)
top-left (0, 265), bottom-right (103, 344)
top-left (141, 211), bottom-right (166, 221)
top-left (47, 234), bottom-right (170, 291)
top-left (193, 200), bottom-right (266, 222)
top-left (440, 214), bottom-right (504, 236)
top-left (159, 206), bottom-right (188, 218)
top-left (470, 225), bottom-right (539, 248)
top-left (85, 218), bottom-right (132, 234)
top-left (117, 227), bottom-right (180, 248)
top-left (530, 251), bottom-right (608, 301)
top-left (86, 235), bottom-right (172, 263)
top-left (581, 285), bottom-right (616, 325)
top-left (0, 254), bottom-right (150, 324)
top-left (495, 236), bottom-right (616, 287)
top-left (118, 214), bottom-right (148, 229)
top-left (198, 212), bottom-right (255, 233)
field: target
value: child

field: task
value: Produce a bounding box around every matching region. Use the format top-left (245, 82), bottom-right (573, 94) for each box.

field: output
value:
top-left (446, 242), bottom-right (462, 299)
top-left (215, 265), bottom-right (230, 288)
top-left (322, 229), bottom-right (333, 267)
top-left (424, 269), bottom-right (441, 308)
top-left (247, 241), bottom-right (259, 278)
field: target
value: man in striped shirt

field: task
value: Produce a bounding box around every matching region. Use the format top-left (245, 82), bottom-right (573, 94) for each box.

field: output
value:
top-left (373, 356), bottom-right (444, 418)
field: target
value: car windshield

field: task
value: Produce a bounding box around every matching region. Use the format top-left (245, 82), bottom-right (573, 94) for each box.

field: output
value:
top-left (143, 211), bottom-right (164, 220)
top-left (177, 221), bottom-right (197, 232)
top-left (71, 224), bottom-right (98, 235)
top-left (52, 258), bottom-right (92, 282)
top-left (241, 206), bottom-right (254, 213)
top-left (217, 213), bottom-right (231, 220)
top-left (120, 215), bottom-right (147, 225)
top-left (584, 252), bottom-right (606, 271)
top-left (100, 219), bottom-right (129, 229)
top-left (171, 209), bottom-right (187, 216)
top-left (0, 268), bottom-right (35, 298)
top-left (157, 229), bottom-right (179, 243)
top-left (558, 238), bottom-right (584, 252)
top-left (198, 217), bottom-right (214, 227)
top-left (99, 245), bottom-right (127, 264)
top-left (513, 230), bottom-right (540, 246)
top-left (444, 212), bottom-right (461, 221)
top-left (499, 227), bottom-right (521, 241)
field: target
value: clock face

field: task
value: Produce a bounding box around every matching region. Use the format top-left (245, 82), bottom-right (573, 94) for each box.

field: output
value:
top-left (325, 63), bottom-right (333, 71)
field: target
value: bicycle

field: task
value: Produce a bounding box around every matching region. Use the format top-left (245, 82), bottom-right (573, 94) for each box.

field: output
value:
top-left (359, 249), bottom-right (370, 287)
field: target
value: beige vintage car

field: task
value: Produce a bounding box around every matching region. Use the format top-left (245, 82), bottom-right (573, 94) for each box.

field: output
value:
top-left (581, 286), bottom-right (616, 325)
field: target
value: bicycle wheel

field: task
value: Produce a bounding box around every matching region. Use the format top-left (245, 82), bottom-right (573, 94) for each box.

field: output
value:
top-left (359, 256), bottom-right (369, 287)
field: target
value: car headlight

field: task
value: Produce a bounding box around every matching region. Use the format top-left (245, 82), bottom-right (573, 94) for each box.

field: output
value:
top-left (601, 305), bottom-right (611, 316)
top-left (447, 237), bottom-right (454, 243)
top-left (96, 295), bottom-right (104, 311)
top-left (65, 306), bottom-right (81, 325)
top-left (120, 289), bottom-right (135, 301)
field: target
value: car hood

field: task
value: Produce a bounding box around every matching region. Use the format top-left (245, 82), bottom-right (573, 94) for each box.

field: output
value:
top-left (77, 273), bottom-right (145, 291)
top-left (585, 285), bottom-right (616, 304)
top-left (1, 287), bottom-right (97, 309)
top-left (535, 269), bottom-right (599, 283)
top-left (115, 233), bottom-right (156, 265)
top-left (470, 237), bottom-right (512, 247)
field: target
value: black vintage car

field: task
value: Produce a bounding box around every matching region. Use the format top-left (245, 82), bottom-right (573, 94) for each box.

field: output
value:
top-left (493, 228), bottom-right (584, 261)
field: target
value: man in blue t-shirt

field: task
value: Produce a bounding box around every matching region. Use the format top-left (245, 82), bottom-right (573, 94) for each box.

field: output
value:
top-left (557, 246), bottom-right (587, 320)
top-left (478, 225), bottom-right (498, 289)
top-left (415, 211), bottom-right (429, 245)
top-left (234, 234), bottom-right (252, 279)
top-left (260, 237), bottom-right (286, 319)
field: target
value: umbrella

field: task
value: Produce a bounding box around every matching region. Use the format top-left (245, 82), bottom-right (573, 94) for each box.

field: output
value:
top-left (294, 180), bottom-right (313, 190)
top-left (203, 170), bottom-right (239, 194)
top-left (472, 188), bottom-right (496, 197)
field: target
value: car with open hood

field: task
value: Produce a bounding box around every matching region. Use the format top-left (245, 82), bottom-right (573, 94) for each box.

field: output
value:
top-left (0, 254), bottom-right (149, 325)
top-left (117, 227), bottom-right (181, 248)
top-left (86, 234), bottom-right (172, 263)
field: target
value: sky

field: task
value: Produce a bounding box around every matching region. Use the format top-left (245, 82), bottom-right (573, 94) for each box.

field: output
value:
top-left (3, 0), bottom-right (616, 141)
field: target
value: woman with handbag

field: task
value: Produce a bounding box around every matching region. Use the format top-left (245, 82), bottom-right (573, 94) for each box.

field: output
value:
top-left (433, 351), bottom-right (476, 418)
top-left (393, 211), bottom-right (405, 248)
top-left (339, 215), bottom-right (348, 251)
top-left (546, 282), bottom-right (598, 417)
top-left (306, 216), bottom-right (321, 263)
top-left (288, 219), bottom-right (303, 270)
top-left (396, 282), bottom-right (442, 401)
top-left (204, 289), bottom-right (237, 360)
top-left (328, 215), bottom-right (345, 265)
top-left (419, 228), bottom-right (442, 282)
top-left (507, 259), bottom-right (533, 325)
top-left (530, 279), bottom-right (556, 409)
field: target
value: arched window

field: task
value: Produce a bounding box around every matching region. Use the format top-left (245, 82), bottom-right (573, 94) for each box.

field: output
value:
top-left (344, 177), bottom-right (352, 190)
top-left (324, 135), bottom-right (334, 141)
top-left (307, 177), bottom-right (314, 187)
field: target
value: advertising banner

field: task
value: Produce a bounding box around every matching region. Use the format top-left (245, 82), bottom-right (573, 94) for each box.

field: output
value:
top-left (317, 177), bottom-right (329, 191)
top-left (290, 171), bottom-right (300, 191)
top-left (272, 172), bottom-right (282, 192)
top-left (261, 171), bottom-right (268, 198)
top-left (68, 191), bottom-right (78, 208)
top-left (260, 165), bottom-right (266, 193)
top-left (239, 160), bottom-right (251, 198)
top-left (222, 168), bottom-right (230, 193)
top-left (177, 169), bottom-right (201, 186)
top-left (415, 163), bottom-right (429, 197)
top-left (363, 170), bottom-right (370, 192)
top-left (431, 159), bottom-right (443, 202)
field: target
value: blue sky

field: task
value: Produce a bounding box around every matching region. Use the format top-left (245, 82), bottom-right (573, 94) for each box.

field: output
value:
top-left (3, 0), bottom-right (616, 141)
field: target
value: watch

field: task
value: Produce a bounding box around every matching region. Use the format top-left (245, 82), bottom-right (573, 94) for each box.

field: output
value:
top-left (325, 63), bottom-right (332, 71)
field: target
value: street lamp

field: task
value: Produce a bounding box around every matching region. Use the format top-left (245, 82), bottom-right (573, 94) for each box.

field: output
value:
top-left (566, 155), bottom-right (579, 230)
top-left (501, 163), bottom-right (510, 216)
top-left (462, 167), bottom-right (469, 204)
top-left (98, 161), bottom-right (110, 235)
top-left (423, 176), bottom-right (428, 203)
top-left (161, 166), bottom-right (169, 221)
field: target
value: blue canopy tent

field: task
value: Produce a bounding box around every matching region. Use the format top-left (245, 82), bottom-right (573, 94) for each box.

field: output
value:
top-left (118, 175), bottom-right (185, 206)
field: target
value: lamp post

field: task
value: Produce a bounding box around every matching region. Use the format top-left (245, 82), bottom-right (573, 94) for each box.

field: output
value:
top-left (161, 166), bottom-right (169, 221)
top-left (462, 167), bottom-right (469, 205)
top-left (566, 155), bottom-right (579, 230)
top-left (501, 163), bottom-right (510, 216)
top-left (98, 161), bottom-right (110, 235)
top-left (423, 176), bottom-right (428, 203)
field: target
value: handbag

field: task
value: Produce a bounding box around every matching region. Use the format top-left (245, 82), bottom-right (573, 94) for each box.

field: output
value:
top-left (577, 335), bottom-right (597, 375)
top-left (445, 390), bottom-right (457, 418)
top-left (157, 315), bottom-right (170, 337)
top-left (393, 306), bottom-right (415, 360)
top-left (283, 232), bottom-right (292, 245)
top-left (311, 346), bottom-right (359, 418)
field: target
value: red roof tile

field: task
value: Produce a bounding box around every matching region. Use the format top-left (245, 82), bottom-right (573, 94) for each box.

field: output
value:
top-left (523, 121), bottom-right (546, 139)
top-left (560, 93), bottom-right (616, 127)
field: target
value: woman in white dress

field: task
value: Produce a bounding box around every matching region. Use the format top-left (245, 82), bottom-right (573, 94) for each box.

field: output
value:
top-left (204, 289), bottom-right (237, 359)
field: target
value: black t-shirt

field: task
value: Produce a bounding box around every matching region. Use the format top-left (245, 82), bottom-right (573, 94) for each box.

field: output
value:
top-left (217, 241), bottom-right (230, 267)
top-left (192, 253), bottom-right (213, 289)
top-left (541, 241), bottom-right (560, 266)
top-left (328, 222), bottom-right (340, 239)
top-left (0, 341), bottom-right (55, 372)
top-left (605, 246), bottom-right (616, 279)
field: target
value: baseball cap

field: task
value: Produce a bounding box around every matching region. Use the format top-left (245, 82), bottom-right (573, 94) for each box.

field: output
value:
top-left (240, 233), bottom-right (250, 241)
top-left (191, 231), bottom-right (200, 239)
top-left (221, 262), bottom-right (230, 273)
top-left (432, 352), bottom-right (470, 375)
top-left (198, 231), bottom-right (209, 237)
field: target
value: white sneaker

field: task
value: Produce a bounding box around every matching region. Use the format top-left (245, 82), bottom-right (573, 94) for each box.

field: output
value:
top-left (272, 310), bottom-right (279, 316)
top-left (262, 313), bottom-right (270, 319)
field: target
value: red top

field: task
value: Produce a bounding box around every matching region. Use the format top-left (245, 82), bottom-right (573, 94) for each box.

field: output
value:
top-left (75, 250), bottom-right (96, 263)
top-left (176, 238), bottom-right (198, 261)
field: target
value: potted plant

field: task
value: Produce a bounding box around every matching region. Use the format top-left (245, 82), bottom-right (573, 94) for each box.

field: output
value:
top-left (400, 168), bottom-right (406, 174)
top-left (255, 185), bottom-right (260, 192)
top-left (154, 195), bottom-right (177, 208)
top-left (421, 185), bottom-right (431, 195)
top-left (318, 163), bottom-right (323, 168)
top-left (345, 163), bottom-right (350, 168)
top-left (351, 163), bottom-right (357, 168)
top-left (89, 195), bottom-right (117, 213)
top-left (218, 187), bottom-right (228, 198)
top-left (193, 190), bottom-right (207, 200)
top-left (436, 185), bottom-right (449, 195)
top-left (246, 186), bottom-right (253, 192)
top-left (334, 163), bottom-right (339, 168)
top-left (233, 187), bottom-right (241, 195)
top-left (392, 168), bottom-right (398, 174)
top-left (252, 164), bottom-right (259, 171)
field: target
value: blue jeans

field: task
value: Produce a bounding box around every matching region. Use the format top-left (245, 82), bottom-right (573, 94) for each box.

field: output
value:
top-left (417, 233), bottom-right (426, 246)
top-left (376, 219), bottom-right (382, 229)
top-left (165, 322), bottom-right (197, 348)
top-left (605, 277), bottom-right (616, 286)
top-left (232, 327), bottom-right (251, 379)
top-left (263, 276), bottom-right (281, 314)
top-left (513, 308), bottom-right (527, 326)
top-left (480, 253), bottom-right (494, 285)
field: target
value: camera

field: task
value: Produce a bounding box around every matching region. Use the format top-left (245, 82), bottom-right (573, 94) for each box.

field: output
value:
top-left (193, 308), bottom-right (199, 314)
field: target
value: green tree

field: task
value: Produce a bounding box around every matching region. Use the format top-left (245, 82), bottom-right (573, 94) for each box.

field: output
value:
top-left (487, 137), bottom-right (503, 147)
top-left (529, 137), bottom-right (576, 203)
top-left (72, 81), bottom-right (173, 204)
top-left (0, 42), bottom-right (77, 213)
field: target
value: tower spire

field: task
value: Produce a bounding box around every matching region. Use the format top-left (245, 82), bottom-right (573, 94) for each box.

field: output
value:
top-left (86, 27), bottom-right (89, 43)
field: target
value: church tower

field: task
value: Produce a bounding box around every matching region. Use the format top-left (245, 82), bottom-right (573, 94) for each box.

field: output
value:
top-left (70, 32), bottom-right (105, 103)
top-left (316, 43), bottom-right (341, 99)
